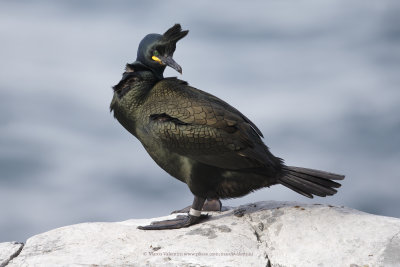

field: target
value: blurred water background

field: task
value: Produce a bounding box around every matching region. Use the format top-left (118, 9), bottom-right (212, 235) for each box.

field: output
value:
top-left (1, 0), bottom-right (399, 242)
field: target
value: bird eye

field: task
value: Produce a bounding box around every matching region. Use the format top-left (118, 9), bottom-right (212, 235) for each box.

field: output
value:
top-left (153, 50), bottom-right (160, 56)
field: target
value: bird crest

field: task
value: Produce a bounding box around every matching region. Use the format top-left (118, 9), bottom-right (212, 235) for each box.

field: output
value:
top-left (159, 24), bottom-right (188, 55)
top-left (161, 24), bottom-right (188, 44)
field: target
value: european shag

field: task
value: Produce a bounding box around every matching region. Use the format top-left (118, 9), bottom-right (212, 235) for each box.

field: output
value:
top-left (110, 24), bottom-right (345, 230)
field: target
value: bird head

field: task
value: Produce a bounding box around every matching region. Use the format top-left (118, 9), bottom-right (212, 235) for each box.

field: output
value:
top-left (134, 24), bottom-right (188, 79)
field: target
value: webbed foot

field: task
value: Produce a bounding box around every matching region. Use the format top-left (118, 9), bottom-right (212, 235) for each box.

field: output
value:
top-left (137, 214), bottom-right (209, 230)
top-left (139, 196), bottom-right (208, 230)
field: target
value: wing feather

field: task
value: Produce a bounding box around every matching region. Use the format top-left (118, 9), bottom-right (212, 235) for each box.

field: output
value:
top-left (140, 78), bottom-right (275, 170)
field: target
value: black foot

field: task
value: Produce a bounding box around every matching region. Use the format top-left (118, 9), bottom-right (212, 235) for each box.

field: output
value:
top-left (138, 214), bottom-right (209, 230)
top-left (171, 206), bottom-right (191, 214)
top-left (171, 198), bottom-right (222, 214)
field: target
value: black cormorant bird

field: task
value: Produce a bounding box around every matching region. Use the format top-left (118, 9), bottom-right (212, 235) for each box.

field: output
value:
top-left (110, 24), bottom-right (345, 230)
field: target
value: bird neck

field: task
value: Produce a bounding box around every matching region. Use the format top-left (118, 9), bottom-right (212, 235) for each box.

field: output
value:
top-left (128, 61), bottom-right (165, 80)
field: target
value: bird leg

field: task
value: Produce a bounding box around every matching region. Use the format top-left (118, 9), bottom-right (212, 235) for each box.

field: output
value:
top-left (138, 196), bottom-right (209, 230)
top-left (171, 198), bottom-right (222, 214)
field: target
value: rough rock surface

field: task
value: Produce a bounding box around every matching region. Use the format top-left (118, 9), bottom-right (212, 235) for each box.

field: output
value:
top-left (0, 242), bottom-right (23, 267)
top-left (2, 201), bottom-right (400, 267)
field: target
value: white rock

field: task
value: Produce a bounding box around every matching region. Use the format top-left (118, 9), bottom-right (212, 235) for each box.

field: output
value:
top-left (0, 242), bottom-right (23, 267)
top-left (4, 201), bottom-right (400, 267)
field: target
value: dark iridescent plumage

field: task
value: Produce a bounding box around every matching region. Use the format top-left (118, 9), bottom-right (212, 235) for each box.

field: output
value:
top-left (110, 24), bottom-right (345, 230)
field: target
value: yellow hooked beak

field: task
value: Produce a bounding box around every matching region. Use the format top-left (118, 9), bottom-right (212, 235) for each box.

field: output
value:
top-left (151, 55), bottom-right (183, 74)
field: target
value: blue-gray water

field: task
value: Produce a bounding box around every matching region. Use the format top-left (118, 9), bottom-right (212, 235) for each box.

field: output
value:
top-left (1, 0), bottom-right (399, 242)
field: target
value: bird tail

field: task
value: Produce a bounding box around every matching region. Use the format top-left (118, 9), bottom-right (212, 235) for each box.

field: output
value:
top-left (278, 166), bottom-right (345, 198)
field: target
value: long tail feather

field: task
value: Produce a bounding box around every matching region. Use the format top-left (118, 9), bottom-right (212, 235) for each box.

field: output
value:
top-left (279, 166), bottom-right (345, 198)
